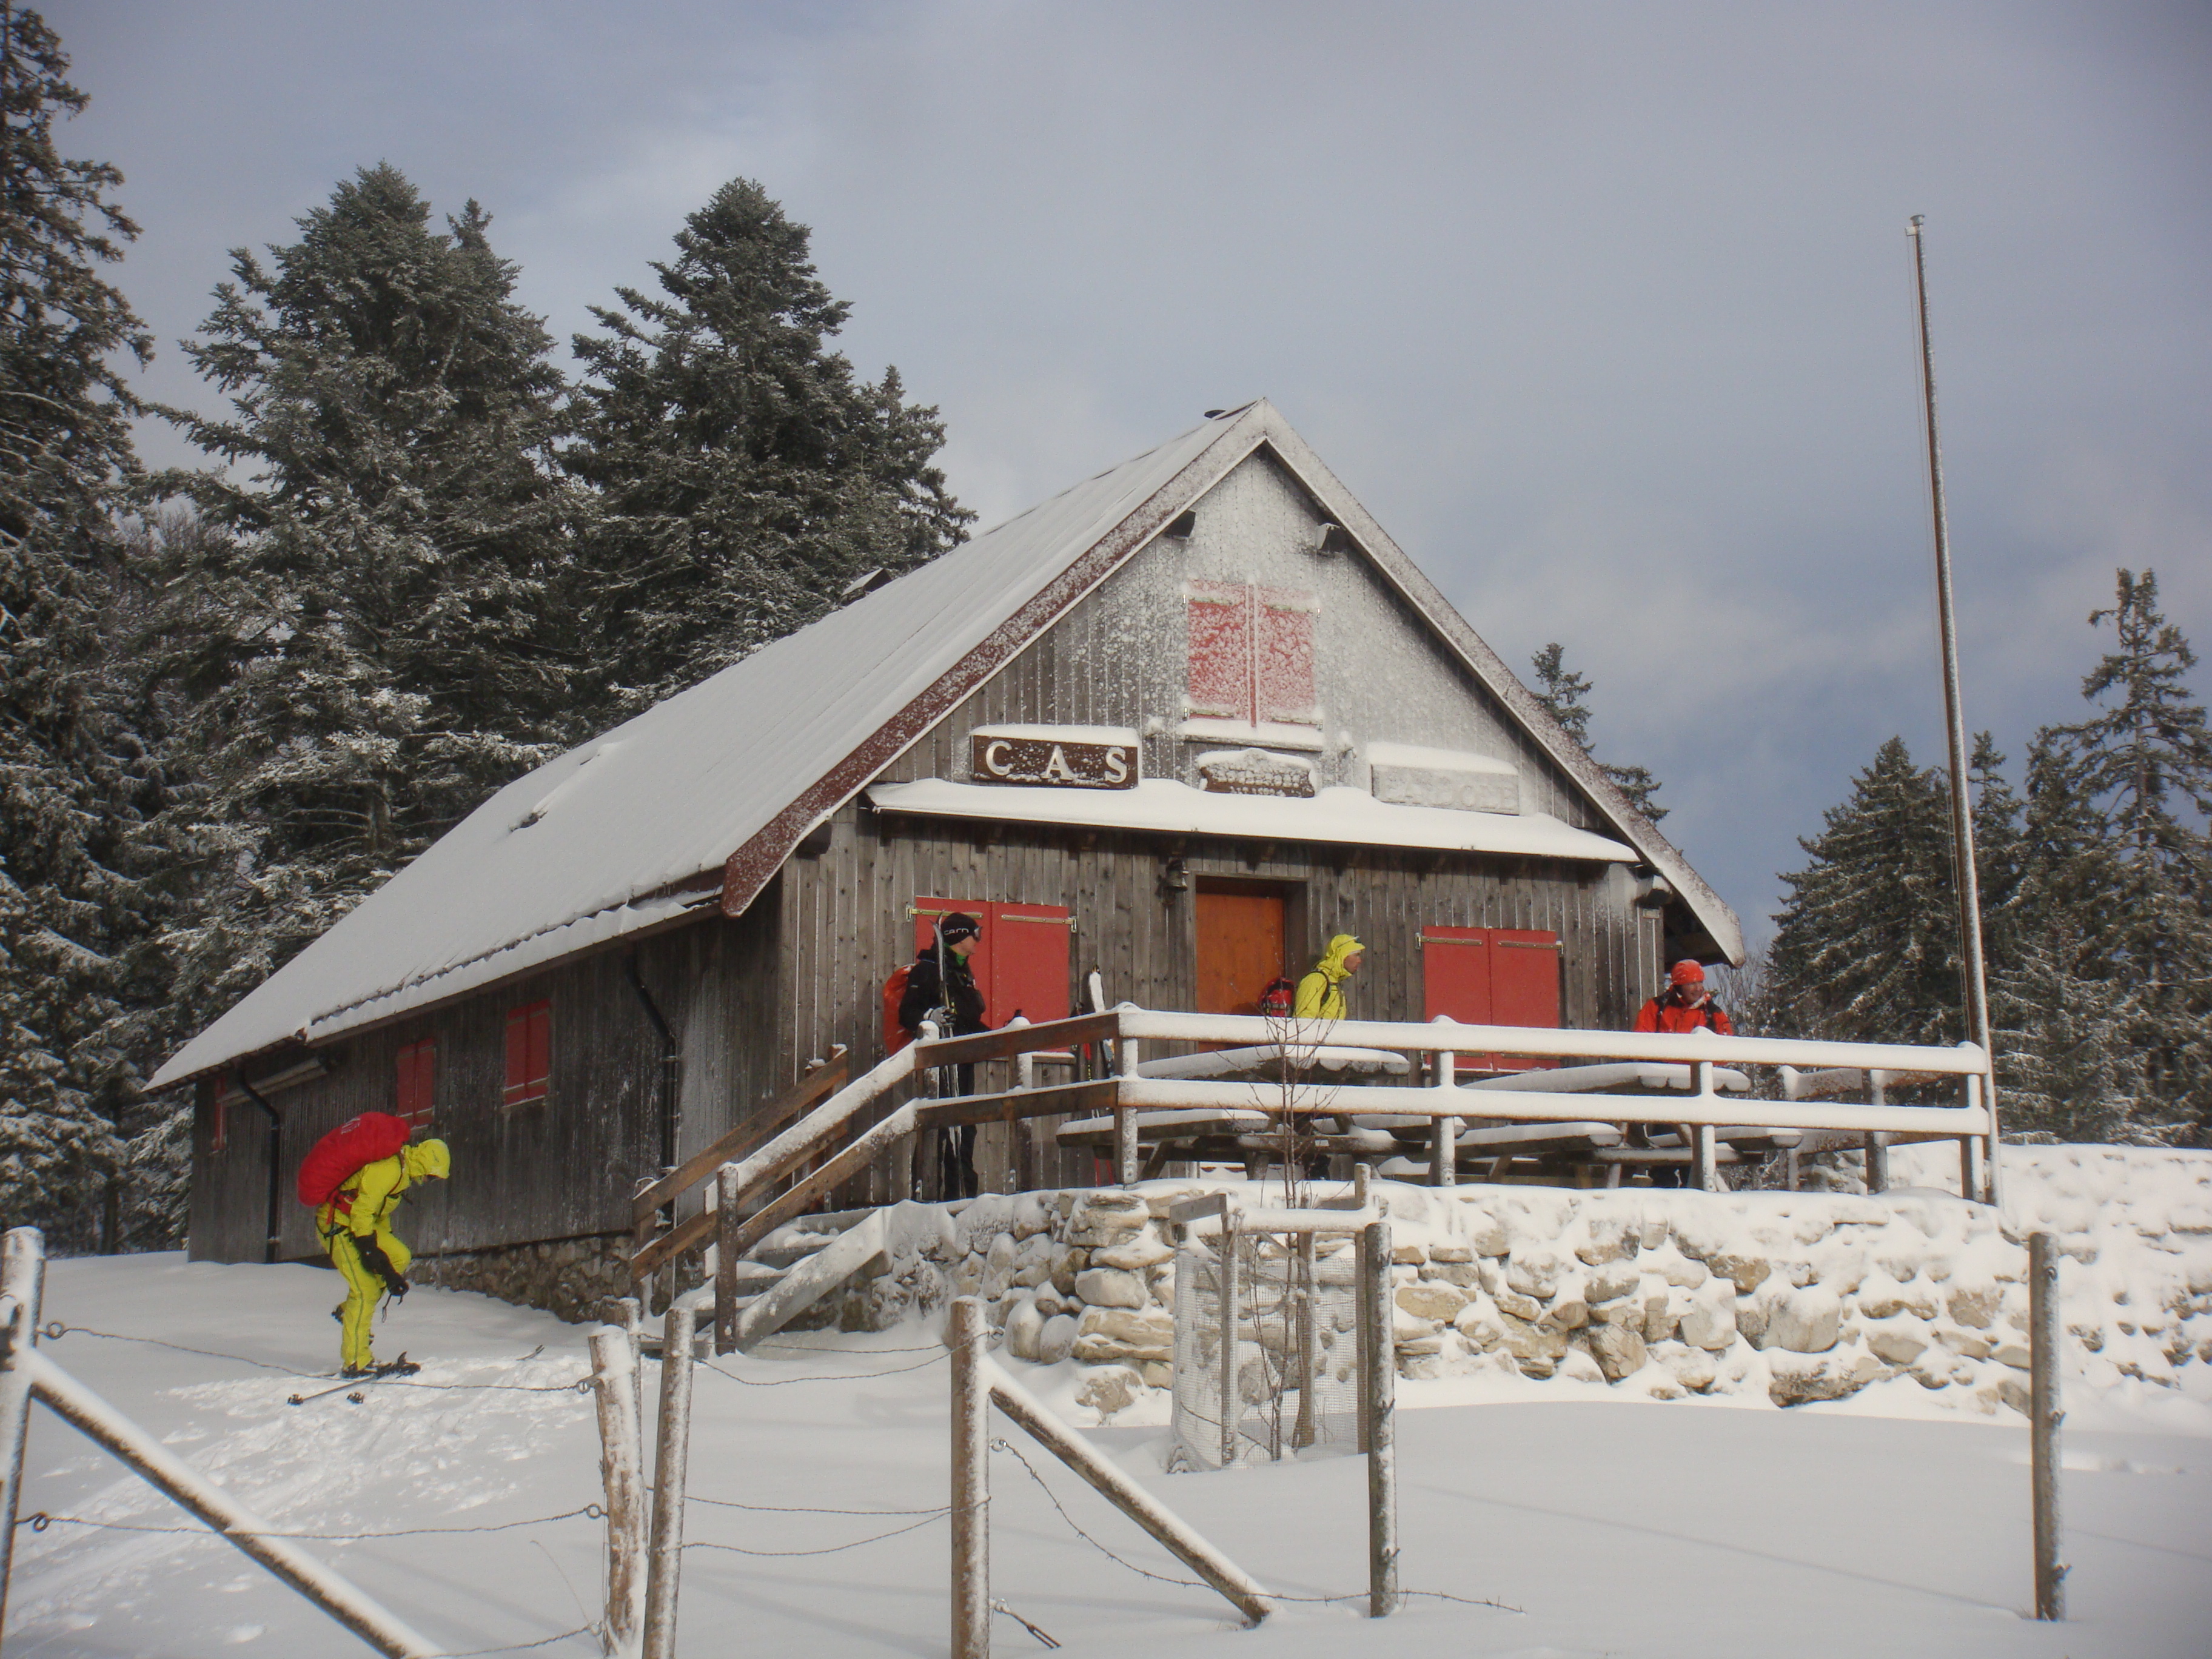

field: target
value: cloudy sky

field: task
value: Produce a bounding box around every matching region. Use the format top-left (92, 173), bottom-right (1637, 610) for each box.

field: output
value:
top-left (49, 1), bottom-right (2212, 948)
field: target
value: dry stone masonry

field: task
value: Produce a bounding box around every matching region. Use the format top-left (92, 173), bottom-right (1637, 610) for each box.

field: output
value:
top-left (797, 1144), bottom-right (2211, 1423)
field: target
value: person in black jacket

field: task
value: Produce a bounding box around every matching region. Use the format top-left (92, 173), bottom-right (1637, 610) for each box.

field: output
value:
top-left (898, 912), bottom-right (987, 1198)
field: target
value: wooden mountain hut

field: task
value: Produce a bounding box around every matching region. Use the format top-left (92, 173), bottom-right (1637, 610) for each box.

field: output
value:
top-left (152, 400), bottom-right (1744, 1314)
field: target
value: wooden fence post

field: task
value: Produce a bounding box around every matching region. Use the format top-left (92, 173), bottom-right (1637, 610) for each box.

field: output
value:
top-left (1862, 1071), bottom-right (1890, 1194)
top-left (1218, 1219), bottom-right (1239, 1469)
top-left (2030, 1232), bottom-right (2065, 1620)
top-left (949, 1296), bottom-right (990, 1659)
top-left (1360, 1218), bottom-right (1398, 1617)
top-left (714, 1164), bottom-right (740, 1355)
top-left (1113, 1028), bottom-right (1142, 1187)
top-left (0, 1226), bottom-right (46, 1637)
top-left (642, 1304), bottom-right (695, 1659)
top-left (1430, 1051), bottom-right (1456, 1188)
top-left (590, 1329), bottom-right (648, 1657)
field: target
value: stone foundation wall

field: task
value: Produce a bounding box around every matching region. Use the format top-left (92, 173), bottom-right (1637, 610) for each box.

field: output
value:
top-left (414, 1233), bottom-right (635, 1324)
top-left (806, 1153), bottom-right (2212, 1421)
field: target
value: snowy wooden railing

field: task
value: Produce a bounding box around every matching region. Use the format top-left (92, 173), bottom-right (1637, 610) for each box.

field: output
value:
top-left (679, 1007), bottom-right (1996, 1349)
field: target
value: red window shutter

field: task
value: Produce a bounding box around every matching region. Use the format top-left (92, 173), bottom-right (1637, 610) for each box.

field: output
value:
top-left (1421, 928), bottom-right (1491, 1025)
top-left (988, 903), bottom-right (1071, 1026)
top-left (1489, 930), bottom-right (1562, 1071)
top-left (1186, 581), bottom-right (1252, 720)
top-left (1255, 588), bottom-right (1317, 724)
top-left (504, 1000), bottom-right (551, 1107)
top-left (396, 1037), bottom-right (437, 1127)
top-left (529, 1004), bottom-right (551, 1094)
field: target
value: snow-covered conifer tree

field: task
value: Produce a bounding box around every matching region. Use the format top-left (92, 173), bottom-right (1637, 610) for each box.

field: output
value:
top-left (150, 165), bottom-right (580, 1030)
top-left (1766, 737), bottom-right (1963, 1049)
top-left (0, 5), bottom-right (175, 1245)
top-left (2032, 569), bottom-right (2212, 1138)
top-left (562, 178), bottom-right (971, 723)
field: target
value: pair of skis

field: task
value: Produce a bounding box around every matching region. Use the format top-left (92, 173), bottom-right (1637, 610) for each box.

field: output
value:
top-left (287, 1353), bottom-right (418, 1406)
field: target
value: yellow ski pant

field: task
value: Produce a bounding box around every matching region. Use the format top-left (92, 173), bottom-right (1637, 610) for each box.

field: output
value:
top-left (327, 1226), bottom-right (412, 1370)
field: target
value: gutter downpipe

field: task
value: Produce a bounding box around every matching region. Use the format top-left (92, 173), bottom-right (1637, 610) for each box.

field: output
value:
top-left (627, 955), bottom-right (685, 1301)
top-left (232, 1073), bottom-right (285, 1265)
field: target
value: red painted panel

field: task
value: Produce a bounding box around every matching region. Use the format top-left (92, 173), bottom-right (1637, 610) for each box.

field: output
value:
top-left (504, 1000), bottom-right (550, 1107)
top-left (1255, 588), bottom-right (1316, 724)
top-left (1196, 888), bottom-right (1287, 1016)
top-left (1487, 929), bottom-right (1561, 1071)
top-left (1421, 927), bottom-right (1492, 1026)
top-left (1185, 581), bottom-right (1251, 720)
top-left (913, 899), bottom-right (1071, 1028)
top-left (990, 903), bottom-right (1071, 1026)
top-left (396, 1037), bottom-right (438, 1128)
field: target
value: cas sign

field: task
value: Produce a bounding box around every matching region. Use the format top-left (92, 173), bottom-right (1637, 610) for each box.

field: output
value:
top-left (970, 733), bottom-right (1136, 790)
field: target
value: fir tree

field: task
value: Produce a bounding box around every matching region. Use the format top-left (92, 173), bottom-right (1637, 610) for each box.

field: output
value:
top-left (0, 5), bottom-right (169, 1245)
top-left (1529, 642), bottom-right (1667, 821)
top-left (562, 177), bottom-right (970, 722)
top-left (1992, 918), bottom-right (2171, 1145)
top-left (1766, 737), bottom-right (1963, 1048)
top-left (150, 165), bottom-right (577, 1029)
top-left (2035, 569), bottom-right (2212, 1136)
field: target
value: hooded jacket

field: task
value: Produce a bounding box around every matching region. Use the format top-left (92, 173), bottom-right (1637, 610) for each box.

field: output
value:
top-left (1633, 987), bottom-right (1734, 1037)
top-left (1293, 935), bottom-right (1363, 1022)
top-left (324, 1140), bottom-right (451, 1240)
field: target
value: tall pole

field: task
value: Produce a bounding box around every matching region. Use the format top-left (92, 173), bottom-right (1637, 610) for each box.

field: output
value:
top-left (1908, 214), bottom-right (2000, 1201)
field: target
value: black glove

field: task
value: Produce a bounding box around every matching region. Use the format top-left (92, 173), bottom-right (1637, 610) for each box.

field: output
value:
top-left (354, 1237), bottom-right (408, 1299)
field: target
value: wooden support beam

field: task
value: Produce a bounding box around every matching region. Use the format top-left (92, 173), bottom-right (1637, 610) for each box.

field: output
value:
top-left (721, 1103), bottom-right (921, 1265)
top-left (914, 1078), bottom-right (1121, 1130)
top-left (632, 1049), bottom-right (847, 1225)
top-left (913, 1011), bottom-right (1121, 1070)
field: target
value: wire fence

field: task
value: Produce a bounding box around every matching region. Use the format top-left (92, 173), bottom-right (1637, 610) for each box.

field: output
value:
top-left (988, 1439), bottom-right (1521, 1614)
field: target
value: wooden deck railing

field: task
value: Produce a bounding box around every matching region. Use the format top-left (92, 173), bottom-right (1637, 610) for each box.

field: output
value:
top-left (629, 1007), bottom-right (1997, 1352)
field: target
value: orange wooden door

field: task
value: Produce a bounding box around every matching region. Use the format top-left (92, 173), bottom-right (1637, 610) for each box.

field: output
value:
top-left (1195, 888), bottom-right (1286, 1016)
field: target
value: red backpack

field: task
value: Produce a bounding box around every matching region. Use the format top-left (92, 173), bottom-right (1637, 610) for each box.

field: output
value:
top-left (883, 965), bottom-right (914, 1055)
top-left (1258, 977), bottom-right (1297, 1017)
top-left (297, 1111), bottom-right (411, 1213)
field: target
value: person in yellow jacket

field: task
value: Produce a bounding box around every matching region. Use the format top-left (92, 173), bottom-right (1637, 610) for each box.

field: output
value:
top-left (319, 1139), bottom-right (450, 1377)
top-left (1293, 934), bottom-right (1364, 1021)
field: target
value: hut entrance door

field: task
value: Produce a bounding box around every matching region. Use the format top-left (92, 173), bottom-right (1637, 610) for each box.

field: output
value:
top-left (1194, 882), bottom-right (1290, 1017)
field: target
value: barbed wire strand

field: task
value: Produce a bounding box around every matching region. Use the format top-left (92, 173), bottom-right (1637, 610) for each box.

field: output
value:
top-left (683, 1511), bottom-right (948, 1557)
top-left (679, 1490), bottom-right (949, 1518)
top-left (18, 1505), bottom-right (603, 1541)
top-left (440, 1621), bottom-right (599, 1656)
top-left (988, 1441), bottom-right (1520, 1614)
top-left (41, 1324), bottom-right (320, 1377)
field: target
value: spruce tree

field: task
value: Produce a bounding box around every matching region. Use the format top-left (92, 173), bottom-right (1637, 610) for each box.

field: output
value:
top-left (563, 177), bottom-right (970, 723)
top-left (1530, 642), bottom-right (1666, 821)
top-left (1766, 737), bottom-right (1963, 1048)
top-left (151, 165), bottom-right (577, 1029)
top-left (2034, 569), bottom-right (2212, 1136)
top-left (0, 4), bottom-right (169, 1245)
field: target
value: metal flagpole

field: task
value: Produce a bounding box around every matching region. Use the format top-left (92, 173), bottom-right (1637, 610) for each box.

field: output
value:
top-left (1907, 213), bottom-right (2000, 1202)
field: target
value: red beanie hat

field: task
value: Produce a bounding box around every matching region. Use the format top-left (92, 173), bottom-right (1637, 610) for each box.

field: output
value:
top-left (1669, 959), bottom-right (1706, 987)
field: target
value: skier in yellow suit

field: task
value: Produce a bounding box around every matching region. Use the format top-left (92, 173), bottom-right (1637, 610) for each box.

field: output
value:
top-left (320, 1139), bottom-right (451, 1377)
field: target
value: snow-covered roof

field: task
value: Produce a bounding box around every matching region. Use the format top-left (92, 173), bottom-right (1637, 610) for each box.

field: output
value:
top-left (152, 400), bottom-right (1741, 1091)
top-left (867, 779), bottom-right (1637, 861)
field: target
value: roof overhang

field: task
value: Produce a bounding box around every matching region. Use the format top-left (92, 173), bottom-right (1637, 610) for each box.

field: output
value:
top-left (866, 778), bottom-right (1638, 862)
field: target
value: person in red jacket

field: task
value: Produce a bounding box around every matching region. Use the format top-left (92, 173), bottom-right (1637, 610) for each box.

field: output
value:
top-left (1635, 960), bottom-right (1734, 1036)
top-left (1633, 960), bottom-right (1731, 1187)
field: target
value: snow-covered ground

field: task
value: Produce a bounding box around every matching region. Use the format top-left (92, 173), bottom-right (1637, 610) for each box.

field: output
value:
top-left (7, 1151), bottom-right (2211, 1658)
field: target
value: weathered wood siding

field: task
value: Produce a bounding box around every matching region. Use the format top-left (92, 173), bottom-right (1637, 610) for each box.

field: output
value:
top-left (188, 896), bottom-right (782, 1266)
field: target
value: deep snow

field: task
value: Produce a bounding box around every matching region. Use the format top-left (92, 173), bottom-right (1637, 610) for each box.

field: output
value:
top-left (6, 1239), bottom-right (2208, 1658)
